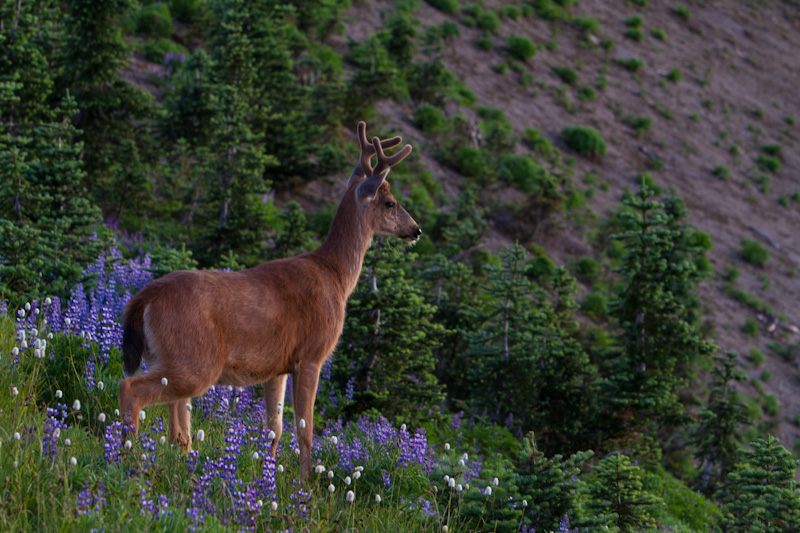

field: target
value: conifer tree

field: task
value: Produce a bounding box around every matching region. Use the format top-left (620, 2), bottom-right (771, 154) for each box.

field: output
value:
top-left (333, 239), bottom-right (445, 424)
top-left (515, 431), bottom-right (593, 530)
top-left (270, 201), bottom-right (316, 259)
top-left (585, 453), bottom-right (660, 531)
top-left (693, 351), bottom-right (749, 496)
top-left (604, 184), bottom-right (715, 435)
top-left (723, 436), bottom-right (800, 532)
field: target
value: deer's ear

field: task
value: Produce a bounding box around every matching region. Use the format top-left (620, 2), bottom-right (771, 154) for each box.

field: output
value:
top-left (356, 169), bottom-right (389, 202)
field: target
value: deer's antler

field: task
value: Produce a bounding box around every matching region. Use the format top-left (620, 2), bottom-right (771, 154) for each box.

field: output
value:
top-left (349, 121), bottom-right (412, 187)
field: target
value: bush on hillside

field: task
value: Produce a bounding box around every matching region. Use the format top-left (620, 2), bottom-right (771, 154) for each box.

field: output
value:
top-left (507, 35), bottom-right (537, 61)
top-left (740, 239), bottom-right (769, 266)
top-left (562, 126), bottom-right (607, 158)
top-left (426, 0), bottom-right (460, 13)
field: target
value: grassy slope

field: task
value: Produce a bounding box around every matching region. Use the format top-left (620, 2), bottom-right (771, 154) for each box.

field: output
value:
top-left (331, 0), bottom-right (800, 451)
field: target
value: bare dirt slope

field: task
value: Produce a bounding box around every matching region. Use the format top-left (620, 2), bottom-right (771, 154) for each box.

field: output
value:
top-left (338, 1), bottom-right (800, 446)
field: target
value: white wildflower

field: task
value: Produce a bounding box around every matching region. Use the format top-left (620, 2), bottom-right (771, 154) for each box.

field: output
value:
top-left (34, 348), bottom-right (41, 359)
top-left (459, 459), bottom-right (465, 467)
top-left (45, 297), bottom-right (52, 305)
top-left (53, 428), bottom-right (61, 439)
top-left (55, 390), bottom-right (62, 398)
top-left (276, 403), bottom-right (283, 414)
top-left (186, 403), bottom-right (192, 412)
top-left (159, 436), bottom-right (166, 445)
top-left (139, 411), bottom-right (146, 421)
top-left (14, 432), bottom-right (20, 441)
top-left (47, 333), bottom-right (53, 340)
top-left (20, 340), bottom-right (27, 350)
top-left (161, 377), bottom-right (168, 386)
top-left (277, 465), bottom-right (284, 473)
top-left (293, 448), bottom-right (300, 455)
top-left (328, 484), bottom-right (335, 494)
top-left (65, 317), bottom-right (71, 326)
top-left (98, 413), bottom-right (106, 423)
top-left (346, 490), bottom-right (355, 503)
top-left (253, 452), bottom-right (260, 460)
top-left (11, 387), bottom-right (18, 396)
top-left (443, 526), bottom-right (448, 533)
top-left (484, 486), bottom-right (492, 496)
top-left (375, 494), bottom-right (382, 504)
top-left (444, 442), bottom-right (450, 451)
top-left (345, 476), bottom-right (351, 485)
top-left (400, 424), bottom-right (407, 432)
top-left (268, 430), bottom-right (276, 441)
top-left (299, 419), bottom-right (306, 429)
top-left (492, 477), bottom-right (499, 486)
top-left (353, 471), bottom-right (361, 480)
top-left (34, 308), bottom-right (40, 316)
top-left (11, 347), bottom-right (19, 356)
top-left (72, 400), bottom-right (81, 410)
top-left (114, 409), bottom-right (120, 417)
top-left (97, 381), bottom-right (104, 391)
top-left (197, 430), bottom-right (205, 442)
top-left (465, 483), bottom-right (470, 490)
top-left (70, 457), bottom-right (77, 466)
top-left (449, 478), bottom-right (456, 488)
top-left (330, 436), bottom-right (338, 445)
top-left (522, 500), bottom-right (528, 507)
top-left (457, 484), bottom-right (463, 492)
top-left (24, 302), bottom-right (30, 311)
top-left (328, 470), bottom-right (334, 479)
top-left (315, 465), bottom-right (326, 474)
top-left (270, 501), bottom-right (278, 511)
top-left (355, 466), bottom-right (364, 472)
top-left (125, 440), bottom-right (132, 449)
top-left (65, 439), bottom-right (71, 446)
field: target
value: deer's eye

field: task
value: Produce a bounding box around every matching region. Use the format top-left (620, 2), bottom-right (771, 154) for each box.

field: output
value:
top-left (385, 201), bottom-right (395, 209)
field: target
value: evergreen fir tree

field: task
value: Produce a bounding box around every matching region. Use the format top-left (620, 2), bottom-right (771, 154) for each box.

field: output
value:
top-left (603, 184), bottom-right (715, 436)
top-left (332, 239), bottom-right (445, 424)
top-left (515, 431), bottom-right (593, 531)
top-left (693, 351), bottom-right (749, 496)
top-left (723, 436), bottom-right (800, 532)
top-left (585, 453), bottom-right (660, 531)
top-left (270, 201), bottom-right (316, 259)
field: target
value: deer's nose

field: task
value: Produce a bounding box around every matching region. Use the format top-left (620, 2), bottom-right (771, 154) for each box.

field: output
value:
top-left (413, 227), bottom-right (422, 238)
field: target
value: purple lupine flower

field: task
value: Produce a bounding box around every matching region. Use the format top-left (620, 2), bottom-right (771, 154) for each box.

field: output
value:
top-left (103, 422), bottom-right (125, 465)
top-left (381, 469), bottom-right (391, 487)
top-left (0, 301), bottom-right (7, 315)
top-left (77, 480), bottom-right (106, 516)
top-left (43, 404), bottom-right (68, 458)
top-left (558, 514), bottom-right (571, 533)
top-left (451, 411), bottom-right (463, 430)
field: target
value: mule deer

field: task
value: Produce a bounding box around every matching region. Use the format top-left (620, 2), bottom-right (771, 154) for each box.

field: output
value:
top-left (119, 122), bottom-right (419, 479)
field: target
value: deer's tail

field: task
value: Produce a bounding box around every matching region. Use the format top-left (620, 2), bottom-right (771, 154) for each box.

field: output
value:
top-left (122, 297), bottom-right (147, 377)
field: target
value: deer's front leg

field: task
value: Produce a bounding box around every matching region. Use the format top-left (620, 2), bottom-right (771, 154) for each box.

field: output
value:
top-left (292, 363), bottom-right (321, 481)
top-left (264, 374), bottom-right (288, 458)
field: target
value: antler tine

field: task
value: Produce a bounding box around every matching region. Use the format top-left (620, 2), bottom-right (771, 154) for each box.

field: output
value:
top-left (372, 136), bottom-right (413, 177)
top-left (356, 121), bottom-right (404, 177)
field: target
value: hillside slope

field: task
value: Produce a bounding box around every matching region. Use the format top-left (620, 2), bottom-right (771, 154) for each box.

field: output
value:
top-left (334, 0), bottom-right (800, 446)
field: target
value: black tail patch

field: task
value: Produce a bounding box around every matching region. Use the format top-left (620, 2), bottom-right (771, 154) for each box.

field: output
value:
top-left (122, 324), bottom-right (145, 376)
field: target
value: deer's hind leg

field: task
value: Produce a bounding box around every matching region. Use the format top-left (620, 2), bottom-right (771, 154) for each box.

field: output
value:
top-left (263, 374), bottom-right (288, 457)
top-left (169, 399), bottom-right (193, 450)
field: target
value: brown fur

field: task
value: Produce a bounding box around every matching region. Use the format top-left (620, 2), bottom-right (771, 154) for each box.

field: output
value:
top-left (118, 123), bottom-right (419, 480)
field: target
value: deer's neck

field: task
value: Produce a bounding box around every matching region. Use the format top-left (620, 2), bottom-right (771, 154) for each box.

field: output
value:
top-left (310, 189), bottom-right (372, 298)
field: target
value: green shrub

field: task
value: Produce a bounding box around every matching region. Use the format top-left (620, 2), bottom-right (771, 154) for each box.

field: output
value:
top-left (441, 21), bottom-right (461, 38)
top-left (757, 155), bottom-right (781, 173)
top-left (494, 62), bottom-right (509, 75)
top-left (574, 256), bottom-right (601, 280)
top-left (723, 265), bottom-right (740, 281)
top-left (575, 17), bottom-right (599, 34)
top-left (778, 196), bottom-right (790, 207)
top-left (625, 15), bottom-right (643, 27)
top-left (477, 11), bottom-right (501, 33)
top-left (666, 69), bottom-right (681, 82)
top-left (527, 254), bottom-right (556, 279)
top-left (582, 292), bottom-right (608, 317)
top-left (170, 0), bottom-right (201, 22)
top-left (623, 115), bottom-right (652, 138)
top-left (600, 38), bottom-right (615, 51)
top-left (142, 38), bottom-right (186, 64)
top-left (637, 172), bottom-right (662, 194)
top-left (454, 146), bottom-right (487, 178)
top-left (426, 0), bottom-right (460, 13)
top-left (740, 239), bottom-right (769, 266)
top-left (616, 58), bottom-right (644, 72)
top-left (477, 37), bottom-right (493, 51)
top-left (553, 66), bottom-right (579, 85)
top-left (649, 157), bottom-right (664, 171)
top-left (762, 395), bottom-right (780, 417)
top-left (463, 3), bottom-right (483, 17)
top-left (497, 155), bottom-right (554, 196)
top-left (762, 144), bottom-right (782, 156)
top-left (413, 104), bottom-right (448, 134)
top-left (673, 5), bottom-right (690, 19)
top-left (136, 3), bottom-right (173, 37)
top-left (499, 6), bottom-right (521, 20)
top-left (522, 128), bottom-right (554, 155)
top-left (578, 86), bottom-right (597, 102)
top-left (760, 370), bottom-right (772, 382)
top-left (562, 126), bottom-right (607, 158)
top-left (596, 75), bottom-right (608, 90)
top-left (743, 318), bottom-right (760, 336)
top-left (532, 0), bottom-right (570, 21)
top-left (625, 28), bottom-right (645, 41)
top-left (713, 165), bottom-right (731, 180)
top-left (651, 28), bottom-right (667, 41)
top-left (749, 347), bottom-right (766, 366)
top-left (786, 116), bottom-right (796, 126)
top-left (507, 35), bottom-right (537, 61)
